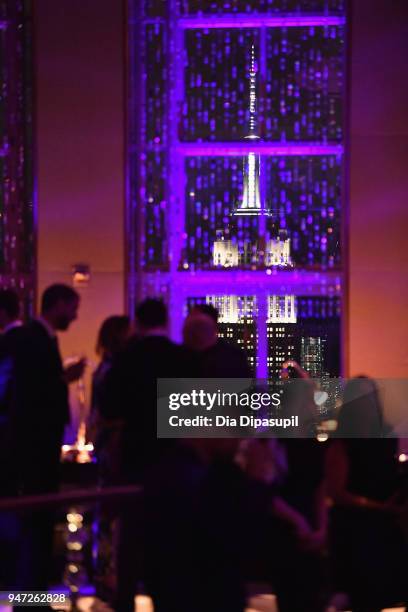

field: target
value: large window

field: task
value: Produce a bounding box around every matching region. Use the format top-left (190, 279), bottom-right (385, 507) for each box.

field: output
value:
top-left (128, 0), bottom-right (346, 378)
top-left (0, 0), bottom-right (35, 313)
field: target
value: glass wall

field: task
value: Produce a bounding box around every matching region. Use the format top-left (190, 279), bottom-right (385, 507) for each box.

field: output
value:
top-left (128, 0), bottom-right (346, 377)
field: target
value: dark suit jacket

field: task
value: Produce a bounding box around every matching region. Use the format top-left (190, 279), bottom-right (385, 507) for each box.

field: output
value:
top-left (144, 445), bottom-right (272, 612)
top-left (101, 334), bottom-right (192, 479)
top-left (194, 338), bottom-right (252, 378)
top-left (11, 320), bottom-right (69, 492)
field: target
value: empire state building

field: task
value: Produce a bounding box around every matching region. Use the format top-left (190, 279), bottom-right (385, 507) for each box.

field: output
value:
top-left (234, 45), bottom-right (268, 217)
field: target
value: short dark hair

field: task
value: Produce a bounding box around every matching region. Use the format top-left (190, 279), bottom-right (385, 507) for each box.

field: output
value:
top-left (96, 315), bottom-right (131, 356)
top-left (41, 284), bottom-right (79, 313)
top-left (0, 288), bottom-right (20, 319)
top-left (135, 298), bottom-right (167, 329)
top-left (193, 303), bottom-right (219, 323)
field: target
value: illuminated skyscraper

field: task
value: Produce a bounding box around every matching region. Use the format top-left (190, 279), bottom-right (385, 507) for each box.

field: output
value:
top-left (205, 295), bottom-right (257, 372)
top-left (206, 295), bottom-right (255, 324)
top-left (234, 45), bottom-right (267, 217)
top-left (268, 295), bottom-right (297, 324)
top-left (238, 241), bottom-right (258, 267)
top-left (301, 336), bottom-right (326, 378)
top-left (212, 238), bottom-right (239, 267)
top-left (267, 324), bottom-right (297, 378)
top-left (265, 236), bottom-right (293, 267)
top-left (132, 4), bottom-right (346, 380)
top-left (267, 295), bottom-right (298, 377)
top-left (213, 234), bottom-right (292, 268)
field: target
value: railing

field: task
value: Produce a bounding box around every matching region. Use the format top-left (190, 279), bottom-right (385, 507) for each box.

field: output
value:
top-left (0, 484), bottom-right (144, 610)
top-left (0, 484), bottom-right (142, 511)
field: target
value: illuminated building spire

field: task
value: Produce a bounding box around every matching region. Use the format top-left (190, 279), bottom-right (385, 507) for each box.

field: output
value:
top-left (247, 44), bottom-right (259, 139)
top-left (234, 44), bottom-right (268, 217)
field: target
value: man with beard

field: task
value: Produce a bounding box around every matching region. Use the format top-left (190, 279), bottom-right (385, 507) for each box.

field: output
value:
top-left (10, 284), bottom-right (85, 597)
top-left (13, 283), bottom-right (85, 493)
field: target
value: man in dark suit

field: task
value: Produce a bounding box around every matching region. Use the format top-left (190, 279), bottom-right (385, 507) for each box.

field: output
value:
top-left (13, 284), bottom-right (85, 494)
top-left (101, 298), bottom-right (190, 612)
top-left (10, 284), bottom-right (85, 596)
top-left (101, 297), bottom-right (190, 481)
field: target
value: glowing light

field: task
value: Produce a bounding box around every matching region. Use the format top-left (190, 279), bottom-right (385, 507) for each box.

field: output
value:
top-left (179, 16), bottom-right (346, 29)
top-left (62, 422), bottom-right (94, 464)
top-left (314, 390), bottom-right (329, 406)
top-left (324, 419), bottom-right (338, 432)
top-left (178, 143), bottom-right (343, 156)
top-left (72, 269), bottom-right (90, 288)
top-left (135, 595), bottom-right (154, 612)
top-left (67, 512), bottom-right (83, 523)
top-left (398, 453), bottom-right (407, 463)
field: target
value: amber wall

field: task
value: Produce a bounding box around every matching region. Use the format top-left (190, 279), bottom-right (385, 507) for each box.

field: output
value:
top-left (35, 0), bottom-right (125, 416)
top-left (348, 0), bottom-right (408, 379)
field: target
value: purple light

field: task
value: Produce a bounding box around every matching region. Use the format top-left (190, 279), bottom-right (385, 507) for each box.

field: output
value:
top-left (256, 297), bottom-right (268, 379)
top-left (179, 15), bottom-right (345, 30)
top-left (142, 270), bottom-right (341, 296)
top-left (158, 270), bottom-right (342, 342)
top-left (178, 143), bottom-right (343, 156)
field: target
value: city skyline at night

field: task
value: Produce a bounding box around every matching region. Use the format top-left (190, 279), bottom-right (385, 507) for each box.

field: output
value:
top-left (131, 0), bottom-right (345, 377)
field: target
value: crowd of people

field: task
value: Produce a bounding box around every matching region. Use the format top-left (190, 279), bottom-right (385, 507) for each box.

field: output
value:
top-left (0, 284), bottom-right (407, 612)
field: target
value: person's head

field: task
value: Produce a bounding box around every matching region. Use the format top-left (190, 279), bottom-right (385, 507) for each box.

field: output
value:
top-left (41, 284), bottom-right (80, 331)
top-left (0, 289), bottom-right (20, 329)
top-left (183, 311), bottom-right (218, 351)
top-left (337, 376), bottom-right (384, 438)
top-left (135, 298), bottom-right (167, 335)
top-left (96, 315), bottom-right (131, 359)
top-left (191, 303), bottom-right (219, 324)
